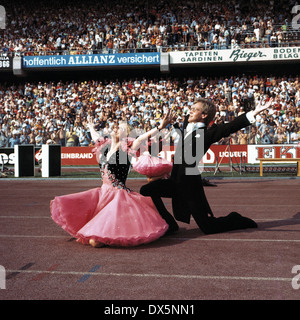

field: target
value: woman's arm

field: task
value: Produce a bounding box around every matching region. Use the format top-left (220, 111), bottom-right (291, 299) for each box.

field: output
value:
top-left (131, 109), bottom-right (173, 150)
top-left (86, 116), bottom-right (101, 142)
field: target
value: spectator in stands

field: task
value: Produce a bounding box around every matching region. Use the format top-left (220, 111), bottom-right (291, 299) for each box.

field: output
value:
top-left (8, 133), bottom-right (20, 147)
top-left (1, 0), bottom-right (299, 56)
top-left (230, 132), bottom-right (239, 145)
top-left (249, 126), bottom-right (258, 144)
top-left (0, 130), bottom-right (8, 147)
top-left (35, 131), bottom-right (43, 146)
top-left (28, 130), bottom-right (36, 146)
top-left (79, 129), bottom-right (91, 146)
top-left (238, 129), bottom-right (249, 144)
top-left (66, 126), bottom-right (79, 147)
top-left (0, 74), bottom-right (299, 147)
top-left (290, 127), bottom-right (300, 144)
top-left (19, 128), bottom-right (30, 144)
top-left (261, 126), bottom-right (274, 144)
top-left (274, 127), bottom-right (287, 144)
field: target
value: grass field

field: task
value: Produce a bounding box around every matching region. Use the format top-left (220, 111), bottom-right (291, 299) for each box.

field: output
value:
top-left (1, 164), bottom-right (299, 179)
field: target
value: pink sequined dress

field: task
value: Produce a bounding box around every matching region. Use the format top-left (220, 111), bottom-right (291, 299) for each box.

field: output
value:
top-left (50, 139), bottom-right (168, 247)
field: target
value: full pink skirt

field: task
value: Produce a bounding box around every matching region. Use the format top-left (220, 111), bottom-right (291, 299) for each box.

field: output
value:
top-left (50, 184), bottom-right (168, 247)
top-left (132, 153), bottom-right (173, 177)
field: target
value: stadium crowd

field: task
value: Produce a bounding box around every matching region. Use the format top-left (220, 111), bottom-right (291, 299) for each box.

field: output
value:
top-left (0, 74), bottom-right (300, 148)
top-left (1, 0), bottom-right (299, 56)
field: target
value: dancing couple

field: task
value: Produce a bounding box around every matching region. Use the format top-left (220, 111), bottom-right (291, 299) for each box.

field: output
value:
top-left (51, 97), bottom-right (273, 247)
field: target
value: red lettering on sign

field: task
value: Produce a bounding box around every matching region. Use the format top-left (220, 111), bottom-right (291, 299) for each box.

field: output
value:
top-left (274, 146), bottom-right (293, 158)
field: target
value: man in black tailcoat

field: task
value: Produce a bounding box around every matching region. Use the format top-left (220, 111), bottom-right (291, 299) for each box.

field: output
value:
top-left (140, 97), bottom-right (273, 234)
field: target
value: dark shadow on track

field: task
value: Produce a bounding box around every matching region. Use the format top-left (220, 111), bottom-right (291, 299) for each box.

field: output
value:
top-left (257, 212), bottom-right (300, 232)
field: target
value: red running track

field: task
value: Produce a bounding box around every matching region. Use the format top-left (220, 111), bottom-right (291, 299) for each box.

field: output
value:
top-left (0, 178), bottom-right (300, 300)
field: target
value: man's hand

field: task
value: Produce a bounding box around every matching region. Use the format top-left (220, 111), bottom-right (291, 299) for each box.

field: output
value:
top-left (253, 97), bottom-right (274, 117)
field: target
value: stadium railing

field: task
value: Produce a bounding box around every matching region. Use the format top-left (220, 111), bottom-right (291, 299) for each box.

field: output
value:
top-left (1, 31), bottom-right (300, 57)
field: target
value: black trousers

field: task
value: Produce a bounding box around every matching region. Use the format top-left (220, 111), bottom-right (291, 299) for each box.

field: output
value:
top-left (140, 179), bottom-right (179, 230)
top-left (140, 179), bottom-right (254, 234)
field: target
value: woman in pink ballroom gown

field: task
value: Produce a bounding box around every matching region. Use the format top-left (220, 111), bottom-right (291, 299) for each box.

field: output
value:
top-left (50, 113), bottom-right (173, 248)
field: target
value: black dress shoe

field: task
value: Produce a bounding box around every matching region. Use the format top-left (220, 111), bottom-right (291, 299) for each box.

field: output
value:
top-left (202, 178), bottom-right (217, 187)
top-left (228, 212), bottom-right (257, 229)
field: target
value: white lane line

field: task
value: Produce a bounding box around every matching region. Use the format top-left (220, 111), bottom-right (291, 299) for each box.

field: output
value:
top-left (1, 204), bottom-right (48, 206)
top-left (0, 234), bottom-right (299, 243)
top-left (0, 234), bottom-right (68, 238)
top-left (166, 237), bottom-right (300, 243)
top-left (211, 204), bottom-right (300, 206)
top-left (0, 216), bottom-right (299, 222)
top-left (5, 268), bottom-right (292, 282)
top-left (0, 216), bottom-right (50, 219)
top-left (1, 204), bottom-right (297, 207)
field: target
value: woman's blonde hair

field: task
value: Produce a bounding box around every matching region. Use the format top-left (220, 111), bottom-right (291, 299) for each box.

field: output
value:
top-left (118, 121), bottom-right (132, 136)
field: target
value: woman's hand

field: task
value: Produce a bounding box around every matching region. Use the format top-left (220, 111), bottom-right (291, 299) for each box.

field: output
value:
top-left (86, 115), bottom-right (94, 128)
top-left (146, 175), bottom-right (166, 183)
top-left (158, 109), bottom-right (176, 130)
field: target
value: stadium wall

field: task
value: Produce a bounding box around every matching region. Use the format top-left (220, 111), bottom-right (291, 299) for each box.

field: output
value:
top-left (0, 46), bottom-right (300, 77)
top-left (16, 47), bottom-right (300, 72)
top-left (1, 48), bottom-right (299, 168)
top-left (1, 145), bottom-right (300, 166)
